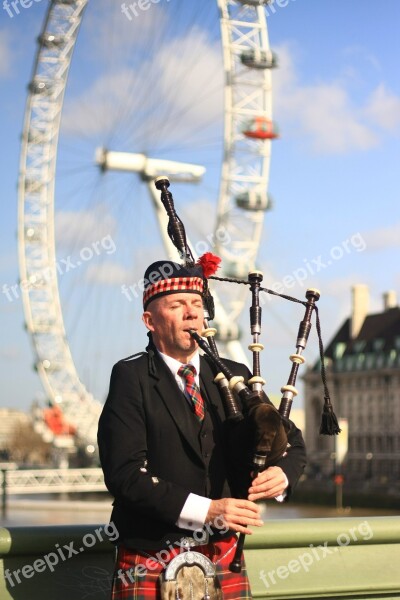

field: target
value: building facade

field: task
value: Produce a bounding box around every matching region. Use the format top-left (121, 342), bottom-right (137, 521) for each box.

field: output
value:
top-left (0, 408), bottom-right (31, 459)
top-left (304, 286), bottom-right (400, 487)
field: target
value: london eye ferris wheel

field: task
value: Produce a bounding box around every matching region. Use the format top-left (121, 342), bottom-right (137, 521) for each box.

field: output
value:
top-left (18, 0), bottom-right (278, 454)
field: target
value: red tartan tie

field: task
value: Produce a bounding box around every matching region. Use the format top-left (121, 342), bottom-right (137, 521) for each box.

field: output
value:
top-left (178, 364), bottom-right (205, 421)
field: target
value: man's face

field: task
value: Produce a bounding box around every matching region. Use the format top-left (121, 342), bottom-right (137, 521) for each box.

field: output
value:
top-left (142, 293), bottom-right (203, 362)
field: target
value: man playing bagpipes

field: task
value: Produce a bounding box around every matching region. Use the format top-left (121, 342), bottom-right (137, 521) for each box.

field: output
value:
top-left (97, 257), bottom-right (306, 600)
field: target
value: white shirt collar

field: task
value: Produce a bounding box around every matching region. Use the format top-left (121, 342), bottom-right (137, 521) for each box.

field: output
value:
top-left (157, 350), bottom-right (200, 384)
top-left (158, 350), bottom-right (200, 374)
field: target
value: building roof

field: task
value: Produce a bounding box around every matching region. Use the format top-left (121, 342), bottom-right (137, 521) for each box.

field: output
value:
top-left (314, 307), bottom-right (400, 373)
top-left (326, 307), bottom-right (400, 356)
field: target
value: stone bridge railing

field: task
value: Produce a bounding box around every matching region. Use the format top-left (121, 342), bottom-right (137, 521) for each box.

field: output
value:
top-left (1, 516), bottom-right (400, 599)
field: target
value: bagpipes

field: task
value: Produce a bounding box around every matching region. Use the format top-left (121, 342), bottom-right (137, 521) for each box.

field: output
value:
top-left (154, 176), bottom-right (340, 575)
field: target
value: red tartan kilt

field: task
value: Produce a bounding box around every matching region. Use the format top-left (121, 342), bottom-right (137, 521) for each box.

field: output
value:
top-left (111, 533), bottom-right (252, 599)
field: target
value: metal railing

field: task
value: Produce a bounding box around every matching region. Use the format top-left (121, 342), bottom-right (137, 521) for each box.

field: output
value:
top-left (1, 468), bottom-right (106, 515)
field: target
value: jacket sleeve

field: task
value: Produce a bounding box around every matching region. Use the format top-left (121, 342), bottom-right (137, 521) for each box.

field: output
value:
top-left (97, 360), bottom-right (190, 525)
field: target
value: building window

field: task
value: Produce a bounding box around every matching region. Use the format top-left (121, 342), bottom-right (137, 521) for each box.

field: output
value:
top-left (334, 343), bottom-right (346, 359)
top-left (356, 353), bottom-right (365, 368)
top-left (365, 354), bottom-right (374, 369)
top-left (373, 338), bottom-right (385, 351)
top-left (376, 354), bottom-right (385, 368)
top-left (354, 341), bottom-right (366, 353)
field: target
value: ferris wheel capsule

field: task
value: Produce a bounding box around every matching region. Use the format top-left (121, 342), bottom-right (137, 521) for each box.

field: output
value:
top-left (236, 0), bottom-right (271, 6)
top-left (240, 48), bottom-right (277, 70)
top-left (38, 33), bottom-right (65, 48)
top-left (28, 78), bottom-right (54, 95)
top-left (235, 190), bottom-right (272, 211)
top-left (242, 117), bottom-right (279, 140)
top-left (44, 405), bottom-right (76, 436)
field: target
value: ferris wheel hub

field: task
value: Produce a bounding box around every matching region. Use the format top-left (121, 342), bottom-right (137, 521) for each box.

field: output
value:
top-left (95, 148), bottom-right (205, 182)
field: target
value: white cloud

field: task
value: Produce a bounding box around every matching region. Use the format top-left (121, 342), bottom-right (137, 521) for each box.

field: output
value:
top-left (0, 30), bottom-right (12, 78)
top-left (61, 68), bottom-right (137, 137)
top-left (296, 83), bottom-right (377, 153)
top-left (154, 28), bottom-right (223, 142)
top-left (364, 84), bottom-right (400, 131)
top-left (362, 222), bottom-right (400, 251)
top-left (61, 27), bottom-right (223, 150)
top-left (273, 44), bottom-right (400, 154)
top-left (342, 45), bottom-right (382, 72)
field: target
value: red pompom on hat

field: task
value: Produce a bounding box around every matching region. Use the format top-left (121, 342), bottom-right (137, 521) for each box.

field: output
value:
top-left (196, 252), bottom-right (221, 278)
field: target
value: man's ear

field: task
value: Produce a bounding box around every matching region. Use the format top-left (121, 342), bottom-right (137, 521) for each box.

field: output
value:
top-left (142, 311), bottom-right (155, 332)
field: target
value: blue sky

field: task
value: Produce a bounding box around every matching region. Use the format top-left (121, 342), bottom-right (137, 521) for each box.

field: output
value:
top-left (1, 0), bottom-right (399, 413)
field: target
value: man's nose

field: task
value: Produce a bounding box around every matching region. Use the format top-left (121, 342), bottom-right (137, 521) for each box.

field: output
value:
top-left (185, 306), bottom-right (200, 319)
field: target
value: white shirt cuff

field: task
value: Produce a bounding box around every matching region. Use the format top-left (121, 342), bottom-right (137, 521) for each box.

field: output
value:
top-left (275, 473), bottom-right (289, 502)
top-left (176, 493), bottom-right (211, 530)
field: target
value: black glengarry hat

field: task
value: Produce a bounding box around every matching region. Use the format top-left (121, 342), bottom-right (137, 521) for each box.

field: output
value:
top-left (142, 260), bottom-right (204, 309)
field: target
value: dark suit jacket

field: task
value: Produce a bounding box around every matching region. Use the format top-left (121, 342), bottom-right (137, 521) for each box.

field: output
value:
top-left (97, 346), bottom-right (306, 549)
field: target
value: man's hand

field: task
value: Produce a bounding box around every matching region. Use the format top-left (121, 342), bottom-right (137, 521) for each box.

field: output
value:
top-left (248, 466), bottom-right (287, 501)
top-left (206, 498), bottom-right (263, 535)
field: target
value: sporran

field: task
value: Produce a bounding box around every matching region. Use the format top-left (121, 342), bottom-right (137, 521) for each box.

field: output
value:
top-left (159, 550), bottom-right (223, 600)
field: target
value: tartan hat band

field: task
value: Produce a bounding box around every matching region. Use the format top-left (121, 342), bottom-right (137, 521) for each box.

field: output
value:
top-left (143, 276), bottom-right (203, 308)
